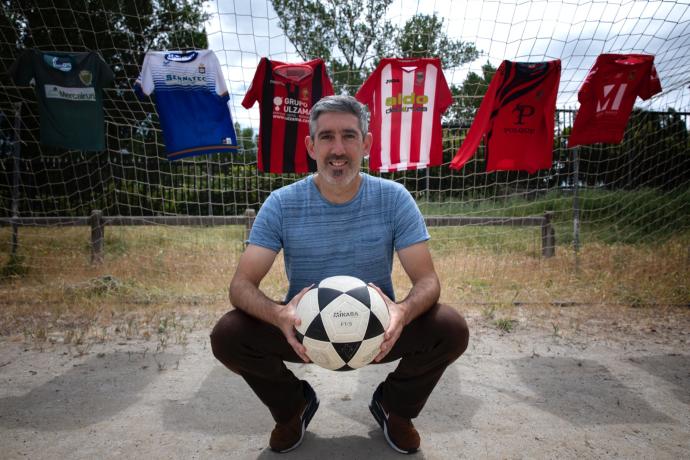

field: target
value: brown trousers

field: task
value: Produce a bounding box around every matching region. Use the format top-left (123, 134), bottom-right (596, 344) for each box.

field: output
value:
top-left (210, 303), bottom-right (469, 422)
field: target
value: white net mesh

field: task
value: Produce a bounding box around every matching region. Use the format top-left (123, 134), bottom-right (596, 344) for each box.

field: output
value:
top-left (0, 0), bottom-right (688, 307)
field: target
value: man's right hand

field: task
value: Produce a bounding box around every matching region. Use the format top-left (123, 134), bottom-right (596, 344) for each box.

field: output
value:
top-left (275, 285), bottom-right (313, 363)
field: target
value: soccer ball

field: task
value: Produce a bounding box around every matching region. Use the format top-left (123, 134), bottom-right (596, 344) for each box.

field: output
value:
top-left (295, 275), bottom-right (390, 371)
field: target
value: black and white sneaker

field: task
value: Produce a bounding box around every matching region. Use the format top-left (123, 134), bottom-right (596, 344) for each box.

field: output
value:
top-left (369, 382), bottom-right (420, 454)
top-left (269, 380), bottom-right (320, 453)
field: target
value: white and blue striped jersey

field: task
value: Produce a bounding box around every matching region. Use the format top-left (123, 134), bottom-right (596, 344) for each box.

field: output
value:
top-left (135, 50), bottom-right (237, 160)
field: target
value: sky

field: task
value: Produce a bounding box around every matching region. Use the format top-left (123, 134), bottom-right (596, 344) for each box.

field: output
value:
top-left (203, 0), bottom-right (690, 127)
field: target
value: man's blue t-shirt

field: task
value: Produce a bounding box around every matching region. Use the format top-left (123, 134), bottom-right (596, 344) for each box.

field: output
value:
top-left (248, 173), bottom-right (430, 302)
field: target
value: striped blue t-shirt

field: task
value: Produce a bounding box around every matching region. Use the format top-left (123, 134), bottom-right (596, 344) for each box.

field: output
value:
top-left (249, 173), bottom-right (430, 302)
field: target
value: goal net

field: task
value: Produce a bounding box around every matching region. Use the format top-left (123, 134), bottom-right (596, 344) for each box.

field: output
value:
top-left (0, 0), bottom-right (688, 308)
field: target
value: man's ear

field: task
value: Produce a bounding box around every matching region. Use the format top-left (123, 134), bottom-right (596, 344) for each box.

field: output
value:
top-left (363, 132), bottom-right (373, 156)
top-left (305, 135), bottom-right (316, 160)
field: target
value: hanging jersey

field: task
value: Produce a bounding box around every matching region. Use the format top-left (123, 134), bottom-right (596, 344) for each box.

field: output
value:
top-left (134, 50), bottom-right (238, 160)
top-left (356, 58), bottom-right (452, 172)
top-left (10, 49), bottom-right (114, 151)
top-left (568, 54), bottom-right (661, 147)
top-left (450, 59), bottom-right (561, 173)
top-left (242, 58), bottom-right (334, 174)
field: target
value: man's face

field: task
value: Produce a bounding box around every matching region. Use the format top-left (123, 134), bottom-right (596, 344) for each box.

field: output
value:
top-left (306, 112), bottom-right (371, 187)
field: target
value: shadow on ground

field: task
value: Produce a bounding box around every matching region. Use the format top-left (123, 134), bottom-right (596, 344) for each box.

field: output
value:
top-left (162, 366), bottom-right (266, 435)
top-left (627, 353), bottom-right (690, 404)
top-left (512, 356), bottom-right (674, 425)
top-left (0, 351), bottom-right (176, 431)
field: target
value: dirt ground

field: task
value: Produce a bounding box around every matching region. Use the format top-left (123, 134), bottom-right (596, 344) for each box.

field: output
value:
top-left (1, 304), bottom-right (689, 459)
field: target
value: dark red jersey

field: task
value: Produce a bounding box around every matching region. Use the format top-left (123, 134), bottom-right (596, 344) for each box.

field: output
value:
top-left (242, 58), bottom-right (334, 173)
top-left (451, 60), bottom-right (561, 173)
top-left (568, 54), bottom-right (661, 147)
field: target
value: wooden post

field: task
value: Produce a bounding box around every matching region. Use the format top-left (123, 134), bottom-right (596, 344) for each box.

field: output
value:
top-left (90, 209), bottom-right (104, 264)
top-left (243, 208), bottom-right (256, 248)
top-left (541, 211), bottom-right (555, 258)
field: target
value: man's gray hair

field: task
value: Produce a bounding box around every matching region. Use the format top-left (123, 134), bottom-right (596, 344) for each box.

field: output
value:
top-left (309, 95), bottom-right (369, 138)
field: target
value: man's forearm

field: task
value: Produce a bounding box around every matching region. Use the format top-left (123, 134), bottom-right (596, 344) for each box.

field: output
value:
top-left (228, 277), bottom-right (281, 326)
top-left (397, 274), bottom-right (440, 325)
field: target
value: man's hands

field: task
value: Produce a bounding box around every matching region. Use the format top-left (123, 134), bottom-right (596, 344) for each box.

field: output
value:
top-left (275, 285), bottom-right (313, 363)
top-left (368, 283), bottom-right (407, 363)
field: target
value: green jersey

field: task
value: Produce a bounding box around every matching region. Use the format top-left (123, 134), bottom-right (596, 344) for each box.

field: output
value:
top-left (10, 49), bottom-right (114, 150)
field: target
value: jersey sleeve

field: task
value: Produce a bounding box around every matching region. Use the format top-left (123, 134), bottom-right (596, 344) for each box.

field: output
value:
top-left (247, 192), bottom-right (283, 252)
top-left (355, 60), bottom-right (382, 104)
top-left (134, 52), bottom-right (154, 99)
top-left (393, 185), bottom-right (430, 251)
top-left (9, 49), bottom-right (35, 86)
top-left (241, 57), bottom-right (267, 109)
top-left (208, 51), bottom-right (229, 96)
top-left (435, 60), bottom-right (454, 113)
top-left (96, 53), bottom-right (115, 88)
top-left (320, 60), bottom-right (335, 96)
top-left (450, 60), bottom-right (506, 170)
top-left (577, 57), bottom-right (601, 106)
top-left (638, 62), bottom-right (662, 100)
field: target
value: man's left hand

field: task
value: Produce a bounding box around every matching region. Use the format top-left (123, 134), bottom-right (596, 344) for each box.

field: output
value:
top-left (368, 283), bottom-right (406, 362)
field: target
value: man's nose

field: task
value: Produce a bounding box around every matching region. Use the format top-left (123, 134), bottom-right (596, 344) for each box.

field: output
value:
top-left (331, 135), bottom-right (346, 153)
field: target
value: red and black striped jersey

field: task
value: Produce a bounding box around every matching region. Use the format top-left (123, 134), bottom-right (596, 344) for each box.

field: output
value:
top-left (242, 58), bottom-right (334, 174)
top-left (568, 54), bottom-right (661, 148)
top-left (356, 58), bottom-right (453, 172)
top-left (451, 59), bottom-right (561, 173)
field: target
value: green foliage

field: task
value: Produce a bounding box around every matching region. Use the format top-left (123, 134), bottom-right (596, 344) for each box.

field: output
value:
top-left (420, 187), bottom-right (690, 246)
top-left (272, 0), bottom-right (394, 93)
top-left (448, 60), bottom-right (496, 126)
top-left (494, 318), bottom-right (517, 333)
top-left (394, 14), bottom-right (478, 68)
top-left (271, 0), bottom-right (477, 94)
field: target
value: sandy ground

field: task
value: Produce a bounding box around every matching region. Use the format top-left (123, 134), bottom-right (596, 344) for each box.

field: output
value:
top-left (1, 305), bottom-right (689, 459)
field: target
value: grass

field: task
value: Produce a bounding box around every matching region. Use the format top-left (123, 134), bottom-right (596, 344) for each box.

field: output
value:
top-left (417, 187), bottom-right (690, 245)
top-left (0, 198), bottom-right (688, 346)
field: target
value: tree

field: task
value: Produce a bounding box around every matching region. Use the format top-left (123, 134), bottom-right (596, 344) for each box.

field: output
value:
top-left (448, 60), bottom-right (496, 127)
top-left (1, 0), bottom-right (209, 87)
top-left (272, 0), bottom-right (395, 93)
top-left (271, 0), bottom-right (477, 94)
top-left (234, 122), bottom-right (258, 164)
top-left (394, 14), bottom-right (478, 70)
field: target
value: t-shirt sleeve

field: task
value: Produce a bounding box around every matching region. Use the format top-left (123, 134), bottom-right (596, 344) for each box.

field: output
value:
top-left (97, 53), bottom-right (115, 88)
top-left (9, 49), bottom-right (35, 86)
top-left (577, 58), bottom-right (599, 105)
top-left (210, 51), bottom-right (229, 96)
top-left (638, 63), bottom-right (662, 100)
top-left (247, 192), bottom-right (283, 252)
top-left (241, 57), bottom-right (266, 109)
top-left (355, 60), bottom-right (380, 104)
top-left (393, 186), bottom-right (430, 251)
top-left (321, 60), bottom-right (335, 96)
top-left (134, 52), bottom-right (153, 99)
top-left (436, 61), bottom-right (454, 113)
top-left (450, 60), bottom-right (505, 170)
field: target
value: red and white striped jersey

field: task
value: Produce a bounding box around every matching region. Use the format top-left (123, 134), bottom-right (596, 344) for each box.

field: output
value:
top-left (356, 58), bottom-right (453, 172)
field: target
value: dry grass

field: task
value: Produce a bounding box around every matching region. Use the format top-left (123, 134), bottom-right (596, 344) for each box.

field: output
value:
top-left (0, 225), bottom-right (688, 346)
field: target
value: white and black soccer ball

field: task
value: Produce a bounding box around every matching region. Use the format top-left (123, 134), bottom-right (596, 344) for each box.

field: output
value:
top-left (295, 275), bottom-right (390, 371)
